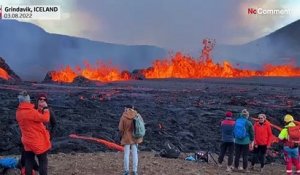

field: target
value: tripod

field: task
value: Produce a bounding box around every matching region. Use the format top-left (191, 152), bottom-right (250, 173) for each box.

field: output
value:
top-left (207, 151), bottom-right (218, 165)
top-left (195, 150), bottom-right (218, 165)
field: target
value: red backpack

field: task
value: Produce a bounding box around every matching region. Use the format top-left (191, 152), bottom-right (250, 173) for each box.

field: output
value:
top-left (287, 125), bottom-right (300, 147)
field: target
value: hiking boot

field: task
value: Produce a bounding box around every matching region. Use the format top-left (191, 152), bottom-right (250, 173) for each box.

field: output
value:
top-left (122, 171), bottom-right (129, 175)
top-left (132, 171), bottom-right (138, 175)
top-left (259, 167), bottom-right (264, 173)
top-left (232, 167), bottom-right (239, 172)
top-left (249, 165), bottom-right (254, 170)
top-left (238, 167), bottom-right (243, 171)
top-left (226, 166), bottom-right (232, 172)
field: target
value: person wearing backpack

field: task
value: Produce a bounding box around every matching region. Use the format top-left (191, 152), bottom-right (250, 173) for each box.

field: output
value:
top-left (278, 114), bottom-right (300, 175)
top-left (218, 111), bottom-right (235, 172)
top-left (118, 105), bottom-right (144, 175)
top-left (250, 114), bottom-right (272, 172)
top-left (233, 109), bottom-right (254, 173)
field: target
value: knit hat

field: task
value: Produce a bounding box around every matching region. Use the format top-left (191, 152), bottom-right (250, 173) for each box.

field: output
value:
top-left (241, 109), bottom-right (249, 117)
top-left (18, 90), bottom-right (30, 103)
top-left (38, 93), bottom-right (48, 102)
top-left (225, 111), bottom-right (233, 118)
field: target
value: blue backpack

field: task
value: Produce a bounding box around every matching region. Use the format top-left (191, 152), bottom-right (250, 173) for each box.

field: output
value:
top-left (0, 157), bottom-right (18, 169)
top-left (234, 118), bottom-right (248, 139)
top-left (133, 114), bottom-right (146, 138)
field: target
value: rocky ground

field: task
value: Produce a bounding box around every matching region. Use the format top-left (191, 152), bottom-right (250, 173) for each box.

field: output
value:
top-left (0, 78), bottom-right (300, 174)
top-left (1, 152), bottom-right (288, 175)
top-left (45, 152), bottom-right (287, 175)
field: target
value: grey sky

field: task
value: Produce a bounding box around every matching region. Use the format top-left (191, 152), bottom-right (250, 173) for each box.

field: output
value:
top-left (2, 0), bottom-right (300, 51)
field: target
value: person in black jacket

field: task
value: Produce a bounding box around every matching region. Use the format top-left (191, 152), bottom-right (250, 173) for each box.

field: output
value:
top-left (19, 93), bottom-right (56, 174)
top-left (218, 111), bottom-right (235, 172)
top-left (36, 94), bottom-right (56, 139)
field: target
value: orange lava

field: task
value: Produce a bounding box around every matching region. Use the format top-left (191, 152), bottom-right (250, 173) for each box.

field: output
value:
top-left (143, 53), bottom-right (300, 79)
top-left (0, 68), bottom-right (9, 80)
top-left (50, 61), bottom-right (130, 83)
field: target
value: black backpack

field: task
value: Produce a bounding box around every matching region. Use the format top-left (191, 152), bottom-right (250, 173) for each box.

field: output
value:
top-left (159, 142), bottom-right (181, 159)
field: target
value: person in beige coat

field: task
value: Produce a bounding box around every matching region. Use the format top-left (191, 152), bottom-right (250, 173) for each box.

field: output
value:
top-left (119, 105), bottom-right (143, 175)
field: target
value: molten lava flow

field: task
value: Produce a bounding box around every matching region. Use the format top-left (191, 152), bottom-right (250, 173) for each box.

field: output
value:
top-left (51, 38), bottom-right (300, 82)
top-left (80, 61), bottom-right (129, 82)
top-left (143, 53), bottom-right (300, 78)
top-left (143, 53), bottom-right (261, 78)
top-left (50, 66), bottom-right (77, 83)
top-left (51, 61), bottom-right (130, 83)
top-left (262, 64), bottom-right (300, 77)
top-left (142, 38), bottom-right (300, 79)
top-left (0, 68), bottom-right (9, 80)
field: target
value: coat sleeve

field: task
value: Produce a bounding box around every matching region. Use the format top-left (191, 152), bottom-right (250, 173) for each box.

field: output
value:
top-left (253, 124), bottom-right (257, 145)
top-left (118, 116), bottom-right (124, 136)
top-left (32, 109), bottom-right (50, 122)
top-left (49, 109), bottom-right (57, 136)
top-left (278, 128), bottom-right (288, 140)
top-left (220, 120), bottom-right (225, 135)
top-left (248, 121), bottom-right (254, 142)
top-left (267, 124), bottom-right (273, 147)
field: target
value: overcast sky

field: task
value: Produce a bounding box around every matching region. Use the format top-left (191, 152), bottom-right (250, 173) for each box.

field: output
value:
top-left (2, 0), bottom-right (300, 51)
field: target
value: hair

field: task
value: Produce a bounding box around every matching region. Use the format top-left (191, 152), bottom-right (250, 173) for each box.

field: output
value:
top-left (258, 114), bottom-right (266, 119)
top-left (241, 109), bottom-right (249, 118)
top-left (124, 105), bottom-right (134, 109)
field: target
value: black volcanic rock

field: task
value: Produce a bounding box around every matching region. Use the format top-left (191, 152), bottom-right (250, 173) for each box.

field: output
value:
top-left (72, 76), bottom-right (97, 86)
top-left (0, 77), bottom-right (299, 166)
top-left (132, 69), bottom-right (146, 80)
top-left (0, 57), bottom-right (21, 82)
top-left (43, 71), bottom-right (54, 83)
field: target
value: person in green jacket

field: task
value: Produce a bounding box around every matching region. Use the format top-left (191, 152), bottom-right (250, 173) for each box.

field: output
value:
top-left (233, 109), bottom-right (254, 173)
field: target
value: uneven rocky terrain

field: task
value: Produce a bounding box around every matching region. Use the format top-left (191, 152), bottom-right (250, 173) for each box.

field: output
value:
top-left (0, 78), bottom-right (299, 156)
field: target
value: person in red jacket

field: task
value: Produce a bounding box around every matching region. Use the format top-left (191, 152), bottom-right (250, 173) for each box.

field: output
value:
top-left (250, 114), bottom-right (272, 172)
top-left (20, 93), bottom-right (57, 175)
top-left (16, 91), bottom-right (50, 175)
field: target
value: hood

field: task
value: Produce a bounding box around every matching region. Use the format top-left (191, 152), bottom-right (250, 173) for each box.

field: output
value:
top-left (18, 102), bottom-right (34, 109)
top-left (122, 110), bottom-right (137, 120)
top-left (238, 114), bottom-right (248, 119)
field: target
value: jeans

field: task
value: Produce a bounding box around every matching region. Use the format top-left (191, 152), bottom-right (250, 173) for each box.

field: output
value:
top-left (124, 144), bottom-right (138, 172)
top-left (218, 142), bottom-right (234, 166)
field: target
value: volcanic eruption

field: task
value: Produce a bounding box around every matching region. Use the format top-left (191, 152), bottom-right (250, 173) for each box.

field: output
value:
top-left (45, 61), bottom-right (131, 83)
top-left (47, 39), bottom-right (300, 83)
top-left (0, 57), bottom-right (21, 82)
top-left (143, 39), bottom-right (300, 78)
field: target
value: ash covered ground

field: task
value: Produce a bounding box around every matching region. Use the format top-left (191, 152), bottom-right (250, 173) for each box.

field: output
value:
top-left (0, 78), bottom-right (300, 156)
